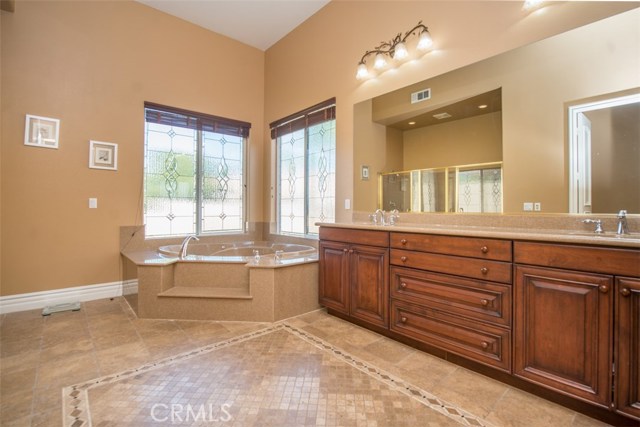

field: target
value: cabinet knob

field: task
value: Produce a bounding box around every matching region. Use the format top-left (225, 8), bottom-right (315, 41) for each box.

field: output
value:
top-left (400, 316), bottom-right (407, 323)
top-left (599, 284), bottom-right (609, 293)
top-left (349, 249), bottom-right (354, 254)
top-left (480, 267), bottom-right (489, 275)
top-left (480, 246), bottom-right (489, 253)
top-left (621, 288), bottom-right (631, 297)
top-left (480, 299), bottom-right (489, 306)
top-left (481, 341), bottom-right (490, 349)
top-left (401, 256), bottom-right (408, 262)
top-left (343, 248), bottom-right (348, 253)
top-left (400, 239), bottom-right (408, 245)
top-left (400, 282), bottom-right (407, 289)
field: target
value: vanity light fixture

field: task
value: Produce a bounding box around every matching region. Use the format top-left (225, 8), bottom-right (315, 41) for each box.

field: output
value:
top-left (408, 121), bottom-right (416, 125)
top-left (478, 104), bottom-right (488, 109)
top-left (356, 21), bottom-right (433, 80)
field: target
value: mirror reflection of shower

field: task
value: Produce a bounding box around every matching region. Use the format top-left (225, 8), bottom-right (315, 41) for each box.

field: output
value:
top-left (379, 162), bottom-right (502, 213)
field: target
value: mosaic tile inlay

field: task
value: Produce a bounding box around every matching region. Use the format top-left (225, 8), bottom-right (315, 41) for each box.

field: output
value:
top-left (62, 323), bottom-right (495, 426)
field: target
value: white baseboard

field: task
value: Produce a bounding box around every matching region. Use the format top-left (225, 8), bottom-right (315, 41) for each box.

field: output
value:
top-left (0, 280), bottom-right (139, 315)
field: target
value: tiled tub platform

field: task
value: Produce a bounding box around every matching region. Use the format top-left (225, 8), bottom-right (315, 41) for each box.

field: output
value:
top-left (122, 251), bottom-right (319, 322)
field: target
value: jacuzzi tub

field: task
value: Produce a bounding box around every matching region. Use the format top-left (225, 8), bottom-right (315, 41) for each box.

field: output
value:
top-left (158, 241), bottom-right (317, 261)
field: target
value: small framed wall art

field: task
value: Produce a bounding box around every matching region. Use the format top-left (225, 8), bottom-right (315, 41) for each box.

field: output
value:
top-left (89, 140), bottom-right (118, 171)
top-left (24, 114), bottom-right (60, 149)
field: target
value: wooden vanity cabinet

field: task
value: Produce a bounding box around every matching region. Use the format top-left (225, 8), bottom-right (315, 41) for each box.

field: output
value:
top-left (318, 226), bottom-right (640, 422)
top-left (514, 264), bottom-right (613, 407)
top-left (319, 227), bottom-right (389, 328)
top-left (514, 241), bottom-right (640, 412)
top-left (615, 277), bottom-right (640, 420)
top-left (389, 232), bottom-right (513, 371)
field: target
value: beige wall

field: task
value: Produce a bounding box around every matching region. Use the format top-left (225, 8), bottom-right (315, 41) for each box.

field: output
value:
top-left (402, 112), bottom-right (502, 171)
top-left (2, 1), bottom-right (637, 297)
top-left (1, 1), bottom-right (264, 296)
top-left (264, 1), bottom-right (637, 217)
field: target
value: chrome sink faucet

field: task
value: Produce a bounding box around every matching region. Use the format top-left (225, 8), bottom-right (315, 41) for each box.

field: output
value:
top-left (617, 209), bottom-right (629, 235)
top-left (179, 235), bottom-right (199, 259)
top-left (371, 209), bottom-right (386, 226)
top-left (389, 209), bottom-right (400, 225)
top-left (582, 219), bottom-right (604, 234)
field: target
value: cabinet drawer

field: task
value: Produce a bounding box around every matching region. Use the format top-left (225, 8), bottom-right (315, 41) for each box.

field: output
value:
top-left (391, 249), bottom-right (512, 284)
top-left (391, 299), bottom-right (511, 372)
top-left (320, 227), bottom-right (389, 247)
top-left (514, 241), bottom-right (640, 277)
top-left (391, 266), bottom-right (511, 327)
top-left (391, 232), bottom-right (512, 261)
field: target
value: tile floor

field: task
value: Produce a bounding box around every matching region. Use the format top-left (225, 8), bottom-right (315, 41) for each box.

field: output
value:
top-left (0, 297), bottom-right (611, 426)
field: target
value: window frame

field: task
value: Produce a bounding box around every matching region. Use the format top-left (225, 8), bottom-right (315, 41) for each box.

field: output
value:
top-left (143, 102), bottom-right (251, 238)
top-left (270, 98), bottom-right (336, 237)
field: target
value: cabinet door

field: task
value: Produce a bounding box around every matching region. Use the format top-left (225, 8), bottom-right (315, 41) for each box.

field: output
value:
top-left (616, 277), bottom-right (640, 420)
top-left (514, 265), bottom-right (613, 407)
top-left (318, 240), bottom-right (350, 314)
top-left (350, 245), bottom-right (389, 328)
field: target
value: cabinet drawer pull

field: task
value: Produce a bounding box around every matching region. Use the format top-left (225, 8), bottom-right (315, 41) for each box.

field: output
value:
top-left (480, 267), bottom-right (489, 275)
top-left (400, 282), bottom-right (407, 289)
top-left (480, 299), bottom-right (489, 306)
top-left (401, 256), bottom-right (408, 262)
top-left (621, 288), bottom-right (631, 297)
top-left (481, 341), bottom-right (490, 349)
top-left (480, 246), bottom-right (489, 253)
top-left (400, 316), bottom-right (407, 323)
top-left (599, 285), bottom-right (609, 293)
top-left (400, 239), bottom-right (408, 245)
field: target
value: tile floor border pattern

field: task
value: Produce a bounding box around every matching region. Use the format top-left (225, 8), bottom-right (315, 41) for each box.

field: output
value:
top-left (62, 321), bottom-right (495, 427)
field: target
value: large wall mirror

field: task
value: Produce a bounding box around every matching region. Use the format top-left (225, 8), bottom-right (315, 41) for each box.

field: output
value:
top-left (353, 8), bottom-right (639, 215)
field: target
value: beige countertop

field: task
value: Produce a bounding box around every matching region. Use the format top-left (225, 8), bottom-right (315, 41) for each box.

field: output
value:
top-left (317, 221), bottom-right (640, 248)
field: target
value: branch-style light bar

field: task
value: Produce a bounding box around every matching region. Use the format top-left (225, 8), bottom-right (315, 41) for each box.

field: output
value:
top-left (356, 21), bottom-right (433, 80)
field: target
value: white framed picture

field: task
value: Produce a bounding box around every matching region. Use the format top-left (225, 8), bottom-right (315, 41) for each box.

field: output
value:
top-left (24, 114), bottom-right (60, 149)
top-left (89, 140), bottom-right (118, 171)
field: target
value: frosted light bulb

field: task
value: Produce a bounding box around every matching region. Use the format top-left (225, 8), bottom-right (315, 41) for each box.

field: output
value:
top-left (374, 53), bottom-right (387, 69)
top-left (393, 42), bottom-right (408, 60)
top-left (417, 31), bottom-right (433, 51)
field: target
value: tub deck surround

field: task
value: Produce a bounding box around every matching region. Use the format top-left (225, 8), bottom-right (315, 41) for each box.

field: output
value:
top-left (121, 238), bottom-right (320, 322)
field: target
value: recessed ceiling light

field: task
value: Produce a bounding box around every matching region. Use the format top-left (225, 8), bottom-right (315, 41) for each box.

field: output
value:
top-left (478, 104), bottom-right (488, 109)
top-left (408, 121), bottom-right (416, 125)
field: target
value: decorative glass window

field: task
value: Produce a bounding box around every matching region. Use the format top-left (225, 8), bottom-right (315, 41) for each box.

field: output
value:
top-left (271, 99), bottom-right (336, 236)
top-left (143, 103), bottom-right (250, 237)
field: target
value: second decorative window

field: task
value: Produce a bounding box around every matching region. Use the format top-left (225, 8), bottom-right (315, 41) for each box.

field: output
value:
top-left (271, 98), bottom-right (336, 236)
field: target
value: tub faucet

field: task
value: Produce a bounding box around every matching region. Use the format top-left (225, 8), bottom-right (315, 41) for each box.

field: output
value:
top-left (179, 235), bottom-right (199, 259)
top-left (617, 210), bottom-right (629, 235)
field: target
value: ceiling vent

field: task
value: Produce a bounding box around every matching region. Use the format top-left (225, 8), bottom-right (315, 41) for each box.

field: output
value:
top-left (411, 88), bottom-right (431, 104)
top-left (433, 112), bottom-right (452, 120)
